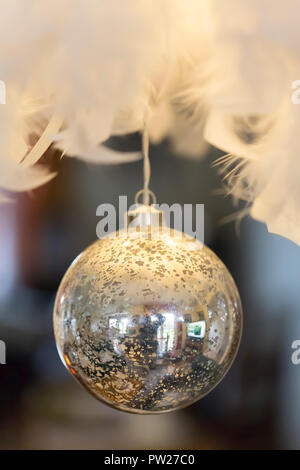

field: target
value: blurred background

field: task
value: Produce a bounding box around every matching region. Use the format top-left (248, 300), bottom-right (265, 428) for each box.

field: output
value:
top-left (0, 137), bottom-right (299, 450)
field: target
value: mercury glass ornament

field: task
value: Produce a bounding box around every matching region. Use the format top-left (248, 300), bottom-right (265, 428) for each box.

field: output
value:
top-left (54, 205), bottom-right (242, 414)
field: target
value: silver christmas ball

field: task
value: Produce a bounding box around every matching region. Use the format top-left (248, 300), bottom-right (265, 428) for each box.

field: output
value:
top-left (54, 218), bottom-right (242, 414)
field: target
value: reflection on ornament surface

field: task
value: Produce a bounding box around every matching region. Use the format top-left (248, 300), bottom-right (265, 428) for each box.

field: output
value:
top-left (54, 227), bottom-right (242, 414)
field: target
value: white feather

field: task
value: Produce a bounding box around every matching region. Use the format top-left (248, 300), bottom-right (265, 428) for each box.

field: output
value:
top-left (1, 0), bottom-right (300, 245)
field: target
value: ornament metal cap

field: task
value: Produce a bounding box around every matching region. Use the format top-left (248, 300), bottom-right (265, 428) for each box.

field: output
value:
top-left (125, 203), bottom-right (166, 231)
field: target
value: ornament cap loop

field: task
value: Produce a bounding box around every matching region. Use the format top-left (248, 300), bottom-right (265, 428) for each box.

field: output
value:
top-left (134, 189), bottom-right (157, 205)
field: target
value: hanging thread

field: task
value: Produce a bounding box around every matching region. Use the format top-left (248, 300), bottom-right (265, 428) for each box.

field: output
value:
top-left (134, 127), bottom-right (156, 206)
top-left (142, 126), bottom-right (150, 206)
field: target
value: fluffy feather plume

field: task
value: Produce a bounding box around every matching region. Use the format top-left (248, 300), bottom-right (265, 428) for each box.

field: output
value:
top-left (1, 0), bottom-right (300, 244)
top-left (203, 0), bottom-right (300, 245)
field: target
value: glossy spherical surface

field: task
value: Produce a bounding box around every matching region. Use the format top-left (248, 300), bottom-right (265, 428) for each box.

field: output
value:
top-left (54, 228), bottom-right (242, 414)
